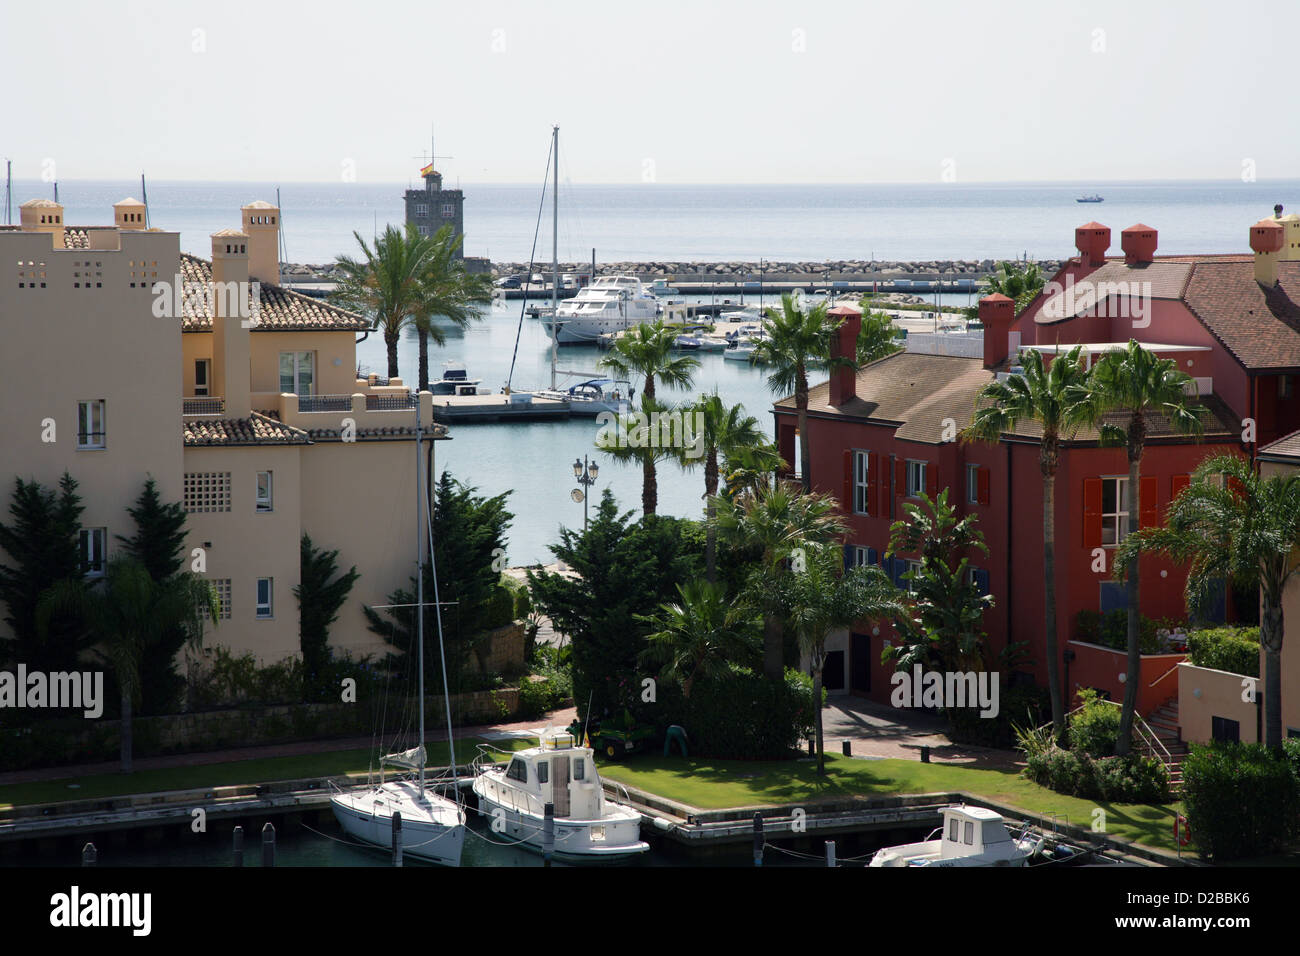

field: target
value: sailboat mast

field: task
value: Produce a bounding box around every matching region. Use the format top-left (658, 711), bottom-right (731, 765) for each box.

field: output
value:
top-left (140, 173), bottom-right (149, 228)
top-left (550, 125), bottom-right (559, 391)
top-left (415, 400), bottom-right (426, 797)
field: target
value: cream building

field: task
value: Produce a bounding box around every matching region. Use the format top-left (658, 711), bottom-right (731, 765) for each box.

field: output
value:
top-left (1, 197), bottom-right (439, 667)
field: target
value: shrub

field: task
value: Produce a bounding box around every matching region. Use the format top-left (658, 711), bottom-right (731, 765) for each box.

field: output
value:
top-left (1181, 742), bottom-right (1300, 861)
top-left (1074, 609), bottom-right (1180, 654)
top-left (481, 584), bottom-right (517, 631)
top-left (660, 666), bottom-right (815, 760)
top-left (1069, 687), bottom-right (1126, 758)
top-left (948, 680), bottom-right (1050, 748)
top-left (1186, 627), bottom-right (1260, 678)
top-left (1022, 744), bottom-right (1170, 803)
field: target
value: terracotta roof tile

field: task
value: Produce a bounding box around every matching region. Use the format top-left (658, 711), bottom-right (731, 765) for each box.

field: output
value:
top-left (1182, 261), bottom-right (1300, 370)
top-left (1259, 428), bottom-right (1300, 460)
top-left (178, 254), bottom-right (369, 333)
top-left (184, 412), bottom-right (310, 446)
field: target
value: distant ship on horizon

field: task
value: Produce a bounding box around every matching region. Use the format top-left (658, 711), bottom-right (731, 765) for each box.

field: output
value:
top-left (1076, 194), bottom-right (1104, 203)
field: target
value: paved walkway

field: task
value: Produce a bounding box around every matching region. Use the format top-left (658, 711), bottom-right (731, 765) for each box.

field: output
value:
top-left (0, 707), bottom-right (579, 787)
top-left (821, 696), bottom-right (1025, 772)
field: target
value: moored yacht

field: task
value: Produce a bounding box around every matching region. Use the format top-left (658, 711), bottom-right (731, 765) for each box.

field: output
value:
top-left (545, 276), bottom-right (660, 344)
top-left (868, 805), bottom-right (1042, 867)
top-left (472, 729), bottom-right (650, 860)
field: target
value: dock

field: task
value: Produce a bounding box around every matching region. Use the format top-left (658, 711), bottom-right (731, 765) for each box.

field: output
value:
top-left (430, 392), bottom-right (571, 424)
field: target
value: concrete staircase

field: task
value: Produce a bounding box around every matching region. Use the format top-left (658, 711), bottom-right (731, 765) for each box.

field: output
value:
top-left (1142, 698), bottom-right (1188, 794)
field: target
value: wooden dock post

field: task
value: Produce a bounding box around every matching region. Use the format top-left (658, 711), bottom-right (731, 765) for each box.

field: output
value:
top-left (232, 825), bottom-right (244, 867)
top-left (81, 842), bottom-right (97, 866)
top-left (261, 822), bottom-right (275, 867)
top-left (752, 812), bottom-right (764, 867)
top-left (825, 840), bottom-right (836, 867)
top-left (392, 811), bottom-right (403, 867)
top-left (542, 803), bottom-right (555, 867)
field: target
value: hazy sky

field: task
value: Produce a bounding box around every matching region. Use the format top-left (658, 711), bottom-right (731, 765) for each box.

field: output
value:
top-left (4, 0), bottom-right (1295, 184)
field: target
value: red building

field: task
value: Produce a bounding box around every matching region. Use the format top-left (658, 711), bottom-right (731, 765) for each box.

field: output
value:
top-left (775, 213), bottom-right (1300, 713)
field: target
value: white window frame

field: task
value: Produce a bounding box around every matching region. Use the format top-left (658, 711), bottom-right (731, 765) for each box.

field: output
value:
top-left (1101, 476), bottom-right (1130, 548)
top-left (905, 460), bottom-right (926, 498)
top-left (256, 577), bottom-right (273, 619)
top-left (279, 351), bottom-right (314, 397)
top-left (77, 400), bottom-right (106, 450)
top-left (195, 359), bottom-right (211, 397)
top-left (80, 528), bottom-right (107, 577)
top-left (966, 463), bottom-right (980, 504)
top-left (441, 203), bottom-right (455, 218)
top-left (415, 203), bottom-right (429, 216)
top-left (852, 546), bottom-right (873, 568)
top-left (903, 559), bottom-right (922, 593)
top-left (852, 450), bottom-right (870, 515)
top-left (255, 471), bottom-right (273, 513)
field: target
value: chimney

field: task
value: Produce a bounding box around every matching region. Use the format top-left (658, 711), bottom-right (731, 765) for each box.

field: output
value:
top-left (827, 304), bottom-right (862, 406)
top-left (113, 197), bottom-right (147, 230)
top-left (1251, 219), bottom-right (1284, 287)
top-left (241, 200), bottom-right (281, 285)
top-left (1121, 224), bottom-right (1157, 264)
top-left (1074, 221), bottom-right (1110, 267)
top-left (979, 294), bottom-right (1016, 369)
top-left (19, 199), bottom-right (66, 248)
top-left (210, 230), bottom-right (252, 418)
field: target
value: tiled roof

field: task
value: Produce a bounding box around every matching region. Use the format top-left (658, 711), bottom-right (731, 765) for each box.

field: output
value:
top-left (301, 424), bottom-right (448, 441)
top-left (183, 412), bottom-right (311, 446)
top-left (1182, 261), bottom-right (1300, 371)
top-left (1259, 428), bottom-right (1300, 461)
top-left (998, 393), bottom-right (1238, 443)
top-left (179, 254), bottom-right (370, 332)
top-left (1035, 260), bottom-right (1193, 325)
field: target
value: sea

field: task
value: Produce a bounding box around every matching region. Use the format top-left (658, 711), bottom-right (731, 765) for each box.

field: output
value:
top-left (7, 177), bottom-right (1299, 564)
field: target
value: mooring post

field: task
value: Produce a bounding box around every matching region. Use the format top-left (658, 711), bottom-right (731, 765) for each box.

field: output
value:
top-left (807, 738), bottom-right (815, 756)
top-left (542, 803), bottom-right (555, 867)
top-left (842, 740), bottom-right (851, 757)
top-left (921, 745), bottom-right (931, 763)
top-left (752, 812), bottom-right (764, 867)
top-left (261, 821), bottom-right (275, 868)
top-left (825, 840), bottom-right (836, 867)
top-left (81, 842), bottom-right (97, 867)
top-left (232, 825), bottom-right (244, 867)
top-left (392, 811), bottom-right (403, 867)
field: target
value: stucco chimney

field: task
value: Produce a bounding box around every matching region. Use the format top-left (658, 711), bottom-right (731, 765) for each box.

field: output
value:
top-left (1074, 221), bottom-right (1110, 267)
top-left (113, 197), bottom-right (147, 230)
top-left (1251, 219), bottom-right (1284, 287)
top-left (211, 230), bottom-right (252, 418)
top-left (19, 199), bottom-right (66, 247)
top-left (979, 293), bottom-right (1016, 369)
top-left (1121, 224), bottom-right (1157, 264)
top-left (827, 304), bottom-right (862, 406)
top-left (241, 200), bottom-right (281, 285)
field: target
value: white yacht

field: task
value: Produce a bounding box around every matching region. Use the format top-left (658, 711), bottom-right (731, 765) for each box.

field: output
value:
top-left (545, 276), bottom-right (660, 344)
top-left (868, 805), bottom-right (1042, 867)
top-left (430, 363), bottom-right (487, 396)
top-left (472, 729), bottom-right (650, 860)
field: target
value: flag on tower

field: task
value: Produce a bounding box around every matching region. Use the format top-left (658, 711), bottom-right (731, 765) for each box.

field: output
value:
top-left (420, 162), bottom-right (435, 177)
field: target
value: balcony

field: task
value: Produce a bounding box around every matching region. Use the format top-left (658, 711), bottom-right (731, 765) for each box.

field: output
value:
top-left (276, 389), bottom-right (431, 433)
top-left (183, 397), bottom-right (225, 417)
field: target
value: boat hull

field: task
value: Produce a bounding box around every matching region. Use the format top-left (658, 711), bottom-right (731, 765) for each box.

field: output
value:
top-left (331, 783), bottom-right (466, 866)
top-left (472, 779), bottom-right (649, 861)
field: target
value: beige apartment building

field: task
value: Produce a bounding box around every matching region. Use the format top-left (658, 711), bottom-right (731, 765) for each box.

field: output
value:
top-left (1, 196), bottom-right (437, 667)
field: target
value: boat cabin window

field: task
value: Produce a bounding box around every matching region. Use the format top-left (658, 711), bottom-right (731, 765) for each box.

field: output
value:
top-left (964, 822), bottom-right (975, 845)
top-left (506, 758), bottom-right (528, 783)
top-left (538, 760), bottom-right (549, 784)
top-left (947, 818), bottom-right (959, 841)
top-left (573, 757), bottom-right (585, 781)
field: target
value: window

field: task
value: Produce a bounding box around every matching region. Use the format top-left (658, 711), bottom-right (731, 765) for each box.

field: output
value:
top-left (195, 359), bottom-right (210, 397)
top-left (77, 400), bottom-right (106, 449)
top-left (415, 203), bottom-right (429, 216)
top-left (963, 821), bottom-right (975, 845)
top-left (1101, 476), bottom-right (1129, 546)
top-left (1211, 716), bottom-right (1240, 744)
top-left (851, 546), bottom-right (877, 568)
top-left (965, 566), bottom-right (990, 596)
top-left (905, 460), bottom-right (926, 498)
top-left (279, 351), bottom-right (314, 396)
top-left (80, 528), bottom-right (106, 577)
top-left (902, 559), bottom-right (922, 593)
top-left (948, 818), bottom-right (959, 841)
top-left (256, 472), bottom-right (273, 513)
top-left (256, 578), bottom-right (273, 618)
top-left (852, 451), bottom-right (870, 515)
top-left (572, 757), bottom-right (585, 781)
top-left (537, 760), bottom-right (549, 784)
top-left (1280, 375), bottom-right (1293, 400)
top-left (209, 579), bottom-right (232, 620)
top-left (183, 472), bottom-right (232, 513)
top-left (441, 203), bottom-right (455, 218)
top-left (506, 758), bottom-right (528, 783)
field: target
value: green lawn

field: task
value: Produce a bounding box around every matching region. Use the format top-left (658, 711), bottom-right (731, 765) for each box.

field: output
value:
top-left (0, 737), bottom-right (532, 811)
top-left (599, 752), bottom-right (1184, 853)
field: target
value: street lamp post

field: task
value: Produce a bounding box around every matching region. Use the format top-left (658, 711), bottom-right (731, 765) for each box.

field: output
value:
top-left (760, 258), bottom-right (766, 313)
top-left (572, 456), bottom-right (600, 532)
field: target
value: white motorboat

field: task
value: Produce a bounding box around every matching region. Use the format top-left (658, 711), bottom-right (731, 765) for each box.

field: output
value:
top-left (330, 402), bottom-right (467, 866)
top-left (723, 343), bottom-right (757, 362)
top-left (868, 805), bottom-right (1042, 867)
top-left (647, 278), bottom-right (678, 296)
top-left (472, 729), bottom-right (650, 861)
top-left (431, 363), bottom-right (488, 396)
top-left (546, 276), bottom-right (660, 344)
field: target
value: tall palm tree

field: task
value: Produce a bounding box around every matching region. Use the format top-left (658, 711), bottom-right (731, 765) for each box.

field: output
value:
top-left (715, 482), bottom-right (848, 680)
top-left (38, 557), bottom-right (217, 773)
top-left (331, 224), bottom-right (437, 379)
top-left (719, 442), bottom-right (786, 502)
top-left (781, 544), bottom-right (905, 774)
top-left (752, 294), bottom-right (845, 493)
top-left (676, 392), bottom-right (770, 582)
top-left (410, 224), bottom-right (494, 392)
top-left (1116, 454), bottom-right (1300, 751)
top-left (985, 261), bottom-right (1046, 311)
top-left (595, 395), bottom-right (685, 516)
top-left (1082, 340), bottom-right (1203, 753)
top-left (598, 323), bottom-right (699, 514)
top-left (638, 580), bottom-right (758, 698)
top-left (964, 345), bottom-right (1093, 736)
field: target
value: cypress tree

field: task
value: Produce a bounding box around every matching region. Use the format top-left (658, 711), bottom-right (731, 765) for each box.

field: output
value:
top-left (295, 533), bottom-right (359, 700)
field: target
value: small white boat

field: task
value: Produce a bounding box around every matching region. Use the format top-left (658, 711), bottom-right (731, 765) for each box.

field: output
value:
top-left (531, 378), bottom-right (634, 417)
top-left (472, 729), bottom-right (649, 861)
top-left (431, 363), bottom-right (488, 396)
top-left (723, 343), bottom-right (757, 362)
top-left (868, 805), bottom-right (1042, 867)
top-left (647, 279), bottom-right (678, 296)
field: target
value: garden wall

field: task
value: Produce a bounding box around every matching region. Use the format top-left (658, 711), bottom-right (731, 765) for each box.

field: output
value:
top-left (1178, 662), bottom-right (1259, 744)
top-left (1066, 641), bottom-right (1185, 717)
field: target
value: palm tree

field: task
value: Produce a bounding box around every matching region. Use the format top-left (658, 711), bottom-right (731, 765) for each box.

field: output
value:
top-left (781, 544), bottom-right (905, 774)
top-left (595, 395), bottom-right (685, 516)
top-left (964, 345), bottom-right (1093, 736)
top-left (1116, 454), bottom-right (1300, 751)
top-left (985, 262), bottom-right (1046, 311)
top-left (856, 303), bottom-right (904, 366)
top-left (676, 392), bottom-right (770, 582)
top-left (752, 294), bottom-right (845, 493)
top-left (410, 224), bottom-right (494, 392)
top-left (719, 442), bottom-right (786, 502)
top-left (597, 323), bottom-right (699, 514)
top-left (332, 224), bottom-right (437, 379)
top-left (715, 481), bottom-right (848, 680)
top-left (1081, 340), bottom-right (1202, 754)
top-left (38, 557), bottom-right (217, 772)
top-left (638, 580), bottom-right (758, 698)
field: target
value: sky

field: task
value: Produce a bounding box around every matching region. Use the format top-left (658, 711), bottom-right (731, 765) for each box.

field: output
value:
top-left (3, 0), bottom-right (1296, 185)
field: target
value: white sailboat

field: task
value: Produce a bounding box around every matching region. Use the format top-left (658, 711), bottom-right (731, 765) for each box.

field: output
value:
top-left (330, 400), bottom-right (467, 866)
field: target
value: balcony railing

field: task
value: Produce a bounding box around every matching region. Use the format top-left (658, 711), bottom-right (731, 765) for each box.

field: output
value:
top-left (183, 397), bottom-right (225, 416)
top-left (294, 392), bottom-right (418, 413)
top-left (366, 393), bottom-right (418, 411)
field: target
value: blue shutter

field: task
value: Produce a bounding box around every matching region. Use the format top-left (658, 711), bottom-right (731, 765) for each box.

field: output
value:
top-left (866, 547), bottom-right (878, 567)
top-left (843, 543), bottom-right (853, 571)
top-left (974, 568), bottom-right (990, 596)
top-left (882, 555), bottom-right (895, 583)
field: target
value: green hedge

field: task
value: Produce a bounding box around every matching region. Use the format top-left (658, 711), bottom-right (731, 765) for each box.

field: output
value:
top-left (1069, 688), bottom-right (1127, 758)
top-left (1186, 627), bottom-right (1260, 678)
top-left (658, 667), bottom-right (816, 761)
top-left (1074, 609), bottom-right (1181, 654)
top-left (946, 680), bottom-right (1050, 749)
top-left (1023, 745), bottom-right (1170, 803)
top-left (1181, 741), bottom-right (1300, 861)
